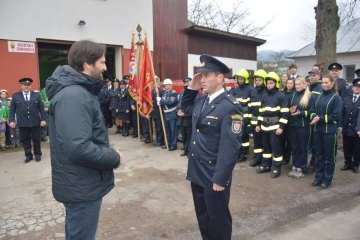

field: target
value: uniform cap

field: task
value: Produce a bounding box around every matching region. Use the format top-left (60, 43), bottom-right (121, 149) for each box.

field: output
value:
top-left (19, 78), bottom-right (33, 84)
top-left (308, 69), bottom-right (320, 75)
top-left (183, 77), bottom-right (192, 83)
top-left (196, 54), bottom-right (230, 74)
top-left (119, 80), bottom-right (126, 85)
top-left (328, 62), bottom-right (342, 71)
top-left (155, 75), bottom-right (160, 82)
top-left (355, 68), bottom-right (360, 75)
top-left (123, 75), bottom-right (129, 80)
top-left (352, 78), bottom-right (360, 86)
top-left (163, 78), bottom-right (172, 85)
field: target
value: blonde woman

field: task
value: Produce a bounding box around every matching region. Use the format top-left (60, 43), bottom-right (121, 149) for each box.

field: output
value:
top-left (288, 77), bottom-right (315, 178)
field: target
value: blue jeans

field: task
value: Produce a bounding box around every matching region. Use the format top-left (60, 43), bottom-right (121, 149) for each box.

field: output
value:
top-left (63, 198), bottom-right (103, 240)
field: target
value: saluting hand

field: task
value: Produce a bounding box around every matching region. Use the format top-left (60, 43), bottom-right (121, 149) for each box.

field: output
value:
top-left (189, 73), bottom-right (202, 90)
top-left (213, 183), bottom-right (225, 191)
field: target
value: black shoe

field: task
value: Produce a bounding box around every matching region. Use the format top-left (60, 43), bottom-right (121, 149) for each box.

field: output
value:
top-left (180, 147), bottom-right (185, 151)
top-left (238, 154), bottom-right (247, 162)
top-left (144, 139), bottom-right (151, 143)
top-left (271, 170), bottom-right (281, 178)
top-left (318, 183), bottom-right (329, 189)
top-left (132, 134), bottom-right (138, 138)
top-left (154, 142), bottom-right (164, 147)
top-left (282, 159), bottom-right (290, 165)
top-left (115, 126), bottom-right (120, 134)
top-left (108, 125), bottom-right (113, 128)
top-left (306, 164), bottom-right (316, 174)
top-left (24, 156), bottom-right (33, 163)
top-left (310, 181), bottom-right (321, 186)
top-left (250, 160), bottom-right (261, 167)
top-left (180, 152), bottom-right (188, 156)
top-left (35, 157), bottom-right (41, 162)
top-left (169, 147), bottom-right (177, 151)
top-left (41, 137), bottom-right (48, 141)
top-left (140, 135), bottom-right (144, 140)
top-left (341, 165), bottom-right (352, 171)
top-left (161, 145), bottom-right (167, 149)
top-left (256, 166), bottom-right (270, 174)
top-left (353, 166), bottom-right (359, 173)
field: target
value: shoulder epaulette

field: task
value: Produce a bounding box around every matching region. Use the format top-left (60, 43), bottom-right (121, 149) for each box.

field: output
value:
top-left (225, 94), bottom-right (240, 105)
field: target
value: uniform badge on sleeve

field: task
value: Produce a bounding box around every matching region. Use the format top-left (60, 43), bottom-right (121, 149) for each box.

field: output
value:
top-left (231, 114), bottom-right (243, 134)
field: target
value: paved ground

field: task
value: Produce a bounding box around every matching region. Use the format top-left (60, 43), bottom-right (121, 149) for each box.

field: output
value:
top-left (0, 128), bottom-right (359, 239)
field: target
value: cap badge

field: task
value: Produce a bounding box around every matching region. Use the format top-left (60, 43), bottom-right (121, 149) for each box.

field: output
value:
top-left (201, 62), bottom-right (205, 67)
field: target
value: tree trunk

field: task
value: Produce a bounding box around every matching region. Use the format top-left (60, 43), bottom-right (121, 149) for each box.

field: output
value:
top-left (315, 0), bottom-right (340, 76)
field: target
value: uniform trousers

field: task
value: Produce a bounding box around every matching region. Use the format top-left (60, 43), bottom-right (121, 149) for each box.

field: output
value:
top-left (281, 126), bottom-right (292, 161)
top-left (289, 127), bottom-right (310, 171)
top-left (261, 130), bottom-right (283, 170)
top-left (314, 132), bottom-right (337, 185)
top-left (131, 111), bottom-right (138, 136)
top-left (140, 116), bottom-right (150, 140)
top-left (105, 108), bottom-right (113, 127)
top-left (342, 135), bottom-right (360, 168)
top-left (309, 127), bottom-right (317, 166)
top-left (239, 119), bottom-right (250, 155)
top-left (191, 182), bottom-right (231, 240)
top-left (152, 117), bottom-right (164, 144)
top-left (19, 126), bottom-right (42, 158)
top-left (180, 126), bottom-right (191, 153)
top-left (164, 119), bottom-right (178, 149)
top-left (252, 126), bottom-right (263, 164)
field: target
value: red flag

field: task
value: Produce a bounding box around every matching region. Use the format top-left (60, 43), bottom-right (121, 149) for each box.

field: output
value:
top-left (137, 37), bottom-right (153, 117)
top-left (128, 34), bottom-right (138, 99)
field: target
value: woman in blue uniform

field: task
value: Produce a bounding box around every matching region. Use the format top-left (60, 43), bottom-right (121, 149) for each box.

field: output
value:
top-left (310, 75), bottom-right (342, 189)
top-left (118, 80), bottom-right (131, 136)
top-left (288, 77), bottom-right (315, 178)
top-left (109, 79), bottom-right (121, 134)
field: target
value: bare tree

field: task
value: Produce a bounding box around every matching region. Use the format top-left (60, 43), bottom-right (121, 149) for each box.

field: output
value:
top-left (188, 0), bottom-right (273, 37)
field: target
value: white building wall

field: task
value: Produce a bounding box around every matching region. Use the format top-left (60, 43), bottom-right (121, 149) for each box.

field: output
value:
top-left (291, 52), bottom-right (360, 79)
top-left (188, 54), bottom-right (257, 77)
top-left (0, 0), bottom-right (153, 49)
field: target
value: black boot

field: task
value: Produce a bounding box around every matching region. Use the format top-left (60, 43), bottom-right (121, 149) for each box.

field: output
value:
top-left (115, 126), bottom-right (120, 134)
top-left (119, 126), bottom-right (123, 134)
top-left (238, 154), bottom-right (247, 162)
top-left (122, 123), bottom-right (129, 137)
top-left (132, 128), bottom-right (138, 138)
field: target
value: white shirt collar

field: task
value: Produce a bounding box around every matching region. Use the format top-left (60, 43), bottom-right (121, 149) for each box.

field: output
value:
top-left (23, 91), bottom-right (30, 99)
top-left (208, 88), bottom-right (225, 103)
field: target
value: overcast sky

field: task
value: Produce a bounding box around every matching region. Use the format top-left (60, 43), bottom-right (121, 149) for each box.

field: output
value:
top-left (222, 0), bottom-right (320, 51)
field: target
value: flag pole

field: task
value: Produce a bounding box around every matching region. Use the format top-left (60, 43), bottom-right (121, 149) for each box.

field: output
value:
top-left (145, 31), bottom-right (168, 150)
top-left (135, 27), bottom-right (144, 142)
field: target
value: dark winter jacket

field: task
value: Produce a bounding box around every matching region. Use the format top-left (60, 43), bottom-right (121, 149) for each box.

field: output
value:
top-left (46, 65), bottom-right (120, 203)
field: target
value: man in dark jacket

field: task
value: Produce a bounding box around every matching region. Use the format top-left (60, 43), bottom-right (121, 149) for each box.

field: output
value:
top-left (46, 40), bottom-right (121, 240)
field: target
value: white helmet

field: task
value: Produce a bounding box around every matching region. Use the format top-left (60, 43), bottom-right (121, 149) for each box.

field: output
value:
top-left (163, 78), bottom-right (172, 85)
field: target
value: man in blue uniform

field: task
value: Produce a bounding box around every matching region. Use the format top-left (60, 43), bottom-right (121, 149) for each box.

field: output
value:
top-left (157, 79), bottom-right (178, 151)
top-left (9, 78), bottom-right (47, 163)
top-left (232, 69), bottom-right (253, 162)
top-left (177, 77), bottom-right (193, 156)
top-left (151, 76), bottom-right (165, 146)
top-left (181, 54), bottom-right (243, 240)
top-left (328, 63), bottom-right (347, 99)
top-left (339, 78), bottom-right (360, 173)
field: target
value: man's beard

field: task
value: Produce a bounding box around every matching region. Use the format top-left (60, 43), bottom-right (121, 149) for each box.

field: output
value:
top-left (90, 69), bottom-right (103, 79)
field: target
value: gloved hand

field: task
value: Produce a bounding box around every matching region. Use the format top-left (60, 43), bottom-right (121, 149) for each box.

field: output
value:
top-left (156, 97), bottom-right (161, 106)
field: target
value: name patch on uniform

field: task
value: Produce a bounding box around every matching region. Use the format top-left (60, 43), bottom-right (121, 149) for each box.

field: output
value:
top-left (232, 121), bottom-right (242, 134)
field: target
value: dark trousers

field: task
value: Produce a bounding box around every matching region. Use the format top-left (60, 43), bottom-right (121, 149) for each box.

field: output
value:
top-left (153, 117), bottom-right (164, 144)
top-left (19, 126), bottom-right (42, 158)
top-left (5, 124), bottom-right (11, 145)
top-left (309, 127), bottom-right (317, 166)
top-left (165, 119), bottom-right (178, 149)
top-left (105, 108), bottom-right (112, 127)
top-left (191, 182), bottom-right (232, 240)
top-left (289, 127), bottom-right (310, 171)
top-left (252, 126), bottom-right (262, 164)
top-left (140, 116), bottom-right (150, 140)
top-left (63, 198), bottom-right (102, 240)
top-left (343, 135), bottom-right (360, 168)
top-left (314, 132), bottom-right (337, 185)
top-left (180, 126), bottom-right (192, 153)
top-left (261, 131), bottom-right (283, 170)
top-left (132, 111), bottom-right (138, 136)
top-left (239, 120), bottom-right (250, 155)
top-left (281, 126), bottom-right (292, 161)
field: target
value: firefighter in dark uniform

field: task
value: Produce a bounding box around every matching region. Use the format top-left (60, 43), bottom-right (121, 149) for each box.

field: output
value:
top-left (177, 77), bottom-right (193, 156)
top-left (348, 69), bottom-right (360, 95)
top-left (255, 72), bottom-right (289, 178)
top-left (130, 98), bottom-right (140, 138)
top-left (339, 78), bottom-right (360, 173)
top-left (9, 78), bottom-right (47, 163)
top-left (104, 79), bottom-right (113, 128)
top-left (109, 79), bottom-right (122, 134)
top-left (307, 69), bottom-right (323, 173)
top-left (328, 63), bottom-right (347, 99)
top-left (181, 54), bottom-right (243, 240)
top-left (232, 69), bottom-right (253, 162)
top-left (248, 69), bottom-right (267, 167)
top-left (157, 79), bottom-right (178, 151)
top-left (309, 74), bottom-right (343, 189)
top-left (118, 80), bottom-right (131, 136)
top-left (151, 76), bottom-right (165, 146)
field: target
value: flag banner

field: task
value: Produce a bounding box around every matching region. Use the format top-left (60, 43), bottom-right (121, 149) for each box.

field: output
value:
top-left (128, 33), bottom-right (138, 100)
top-left (137, 36), bottom-right (153, 117)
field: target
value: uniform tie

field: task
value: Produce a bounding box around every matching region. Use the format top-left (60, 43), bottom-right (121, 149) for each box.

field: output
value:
top-left (25, 94), bottom-right (29, 101)
top-left (202, 97), bottom-right (210, 112)
top-left (354, 96), bottom-right (357, 103)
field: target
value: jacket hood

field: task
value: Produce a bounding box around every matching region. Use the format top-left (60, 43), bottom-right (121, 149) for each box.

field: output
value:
top-left (46, 65), bottom-right (106, 100)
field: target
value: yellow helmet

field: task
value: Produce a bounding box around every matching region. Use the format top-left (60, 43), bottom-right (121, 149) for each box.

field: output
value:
top-left (253, 69), bottom-right (267, 80)
top-left (235, 69), bottom-right (249, 84)
top-left (265, 72), bottom-right (280, 88)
